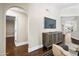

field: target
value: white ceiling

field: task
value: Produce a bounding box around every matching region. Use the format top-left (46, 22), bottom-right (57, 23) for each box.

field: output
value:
top-left (7, 3), bottom-right (79, 14)
top-left (39, 3), bottom-right (79, 9)
top-left (55, 3), bottom-right (79, 9)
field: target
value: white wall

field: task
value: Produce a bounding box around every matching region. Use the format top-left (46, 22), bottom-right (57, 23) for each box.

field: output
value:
top-left (0, 4), bottom-right (6, 55)
top-left (60, 4), bottom-right (79, 40)
top-left (15, 11), bottom-right (28, 44)
top-left (6, 9), bottom-right (28, 46)
top-left (28, 4), bottom-right (62, 52)
top-left (6, 19), bottom-right (15, 37)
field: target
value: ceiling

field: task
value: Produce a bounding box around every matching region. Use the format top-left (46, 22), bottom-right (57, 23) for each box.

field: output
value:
top-left (6, 3), bottom-right (79, 15)
top-left (39, 3), bottom-right (79, 9)
top-left (55, 3), bottom-right (79, 9)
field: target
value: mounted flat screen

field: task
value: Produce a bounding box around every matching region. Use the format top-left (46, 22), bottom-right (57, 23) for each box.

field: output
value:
top-left (44, 17), bottom-right (56, 29)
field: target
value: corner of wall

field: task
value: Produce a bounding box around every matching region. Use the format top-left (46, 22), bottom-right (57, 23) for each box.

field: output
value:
top-left (15, 41), bottom-right (28, 46)
top-left (28, 44), bottom-right (43, 52)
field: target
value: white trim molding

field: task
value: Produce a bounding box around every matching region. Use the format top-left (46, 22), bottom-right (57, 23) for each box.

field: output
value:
top-left (6, 35), bottom-right (14, 37)
top-left (28, 44), bottom-right (43, 52)
top-left (15, 41), bottom-right (28, 46)
top-left (0, 49), bottom-right (6, 56)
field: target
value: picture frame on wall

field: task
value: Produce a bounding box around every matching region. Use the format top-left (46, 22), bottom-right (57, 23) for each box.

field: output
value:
top-left (44, 17), bottom-right (56, 29)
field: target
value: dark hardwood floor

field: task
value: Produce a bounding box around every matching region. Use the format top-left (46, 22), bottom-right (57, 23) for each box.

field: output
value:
top-left (6, 37), bottom-right (28, 56)
top-left (6, 37), bottom-right (48, 56)
top-left (29, 47), bottom-right (47, 56)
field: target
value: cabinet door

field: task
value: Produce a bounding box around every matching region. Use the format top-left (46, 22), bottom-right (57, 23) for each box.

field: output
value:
top-left (46, 33), bottom-right (50, 47)
top-left (51, 33), bottom-right (56, 44)
top-left (49, 33), bottom-right (53, 46)
top-left (58, 32), bottom-right (63, 43)
top-left (42, 33), bottom-right (48, 46)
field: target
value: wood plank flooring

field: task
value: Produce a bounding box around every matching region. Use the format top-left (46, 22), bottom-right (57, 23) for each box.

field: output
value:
top-left (6, 37), bottom-right (48, 56)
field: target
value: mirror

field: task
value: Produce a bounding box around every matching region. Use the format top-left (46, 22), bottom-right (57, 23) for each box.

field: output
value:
top-left (61, 16), bottom-right (78, 39)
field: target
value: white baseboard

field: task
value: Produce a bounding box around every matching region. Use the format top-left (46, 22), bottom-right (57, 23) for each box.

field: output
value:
top-left (15, 41), bottom-right (28, 46)
top-left (6, 35), bottom-right (14, 37)
top-left (0, 53), bottom-right (6, 56)
top-left (0, 49), bottom-right (6, 56)
top-left (28, 44), bottom-right (43, 52)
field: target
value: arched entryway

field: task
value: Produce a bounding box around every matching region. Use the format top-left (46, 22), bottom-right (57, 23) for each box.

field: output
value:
top-left (5, 7), bottom-right (28, 56)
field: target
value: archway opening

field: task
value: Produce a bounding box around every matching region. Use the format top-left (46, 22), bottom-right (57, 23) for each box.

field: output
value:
top-left (5, 7), bottom-right (28, 55)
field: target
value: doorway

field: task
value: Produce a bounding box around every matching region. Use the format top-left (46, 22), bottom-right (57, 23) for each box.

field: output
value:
top-left (6, 7), bottom-right (28, 56)
top-left (6, 16), bottom-right (15, 55)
